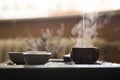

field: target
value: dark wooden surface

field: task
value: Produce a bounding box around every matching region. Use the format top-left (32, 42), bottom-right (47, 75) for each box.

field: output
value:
top-left (0, 61), bottom-right (120, 80)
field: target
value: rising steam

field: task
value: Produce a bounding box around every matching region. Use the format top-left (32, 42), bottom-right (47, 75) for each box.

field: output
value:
top-left (71, 12), bottom-right (114, 48)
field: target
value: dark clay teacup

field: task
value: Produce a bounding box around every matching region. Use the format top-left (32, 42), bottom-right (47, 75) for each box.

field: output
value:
top-left (70, 47), bottom-right (100, 64)
top-left (8, 52), bottom-right (25, 64)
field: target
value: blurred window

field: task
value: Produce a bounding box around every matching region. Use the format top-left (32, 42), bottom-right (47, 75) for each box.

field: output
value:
top-left (0, 0), bottom-right (120, 20)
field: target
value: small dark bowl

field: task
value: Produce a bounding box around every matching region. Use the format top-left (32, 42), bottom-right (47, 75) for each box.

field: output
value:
top-left (63, 54), bottom-right (71, 62)
top-left (24, 51), bottom-right (51, 65)
top-left (70, 47), bottom-right (100, 64)
top-left (8, 52), bottom-right (25, 64)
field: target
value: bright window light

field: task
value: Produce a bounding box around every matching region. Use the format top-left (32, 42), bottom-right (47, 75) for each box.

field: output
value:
top-left (0, 0), bottom-right (120, 20)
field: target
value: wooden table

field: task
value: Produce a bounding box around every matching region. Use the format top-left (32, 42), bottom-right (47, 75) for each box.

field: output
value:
top-left (0, 61), bottom-right (120, 80)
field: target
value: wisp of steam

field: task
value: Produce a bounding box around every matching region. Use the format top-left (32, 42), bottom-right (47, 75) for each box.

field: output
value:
top-left (71, 12), bottom-right (114, 48)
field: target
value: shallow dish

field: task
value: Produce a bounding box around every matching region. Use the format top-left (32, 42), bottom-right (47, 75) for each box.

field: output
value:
top-left (24, 51), bottom-right (51, 65)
